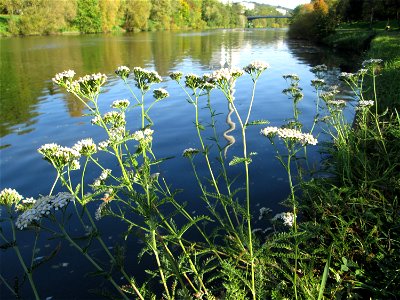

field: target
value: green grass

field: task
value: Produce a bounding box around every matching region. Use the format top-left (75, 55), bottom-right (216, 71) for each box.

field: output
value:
top-left (300, 22), bottom-right (400, 299)
top-left (367, 32), bottom-right (400, 111)
top-left (0, 15), bottom-right (11, 36)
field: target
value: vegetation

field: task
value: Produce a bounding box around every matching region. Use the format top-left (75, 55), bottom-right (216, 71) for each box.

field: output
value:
top-left (0, 0), bottom-right (286, 36)
top-left (1, 49), bottom-right (399, 298)
top-left (289, 0), bottom-right (400, 41)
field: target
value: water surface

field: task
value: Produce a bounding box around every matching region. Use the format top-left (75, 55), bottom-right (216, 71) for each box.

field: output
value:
top-left (0, 29), bottom-right (359, 298)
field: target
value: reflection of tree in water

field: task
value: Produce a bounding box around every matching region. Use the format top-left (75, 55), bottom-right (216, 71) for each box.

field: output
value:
top-left (1, 29), bottom-right (290, 137)
top-left (286, 39), bottom-right (361, 72)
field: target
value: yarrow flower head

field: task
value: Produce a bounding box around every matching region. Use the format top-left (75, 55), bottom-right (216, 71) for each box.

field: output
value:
top-left (115, 66), bottom-right (130, 79)
top-left (15, 192), bottom-right (74, 229)
top-left (66, 73), bottom-right (107, 97)
top-left (243, 61), bottom-right (269, 78)
top-left (356, 100), bottom-right (374, 110)
top-left (153, 88), bottom-right (169, 100)
top-left (261, 127), bottom-right (318, 146)
top-left (311, 78), bottom-right (325, 88)
top-left (211, 67), bottom-right (244, 85)
top-left (91, 169), bottom-right (112, 191)
top-left (111, 99), bottom-right (130, 110)
top-left (272, 212), bottom-right (296, 227)
top-left (311, 64), bottom-right (328, 73)
top-left (283, 74), bottom-right (300, 81)
top-left (0, 188), bottom-right (23, 207)
top-left (362, 58), bottom-right (383, 69)
top-left (132, 67), bottom-right (162, 91)
top-left (185, 73), bottom-right (203, 90)
top-left (182, 148), bottom-right (200, 158)
top-left (102, 111), bottom-right (126, 127)
top-left (327, 99), bottom-right (346, 108)
top-left (169, 71), bottom-right (183, 82)
top-left (73, 138), bottom-right (97, 156)
top-left (132, 128), bottom-right (154, 143)
top-left (52, 70), bottom-right (75, 86)
top-left (38, 144), bottom-right (81, 170)
top-left (339, 72), bottom-right (358, 82)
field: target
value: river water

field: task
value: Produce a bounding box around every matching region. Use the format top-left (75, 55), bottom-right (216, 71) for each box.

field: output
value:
top-left (0, 29), bottom-right (359, 299)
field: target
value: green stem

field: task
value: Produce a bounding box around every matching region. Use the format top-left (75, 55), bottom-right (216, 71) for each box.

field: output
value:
top-left (59, 225), bottom-right (129, 300)
top-left (9, 217), bottom-right (40, 300)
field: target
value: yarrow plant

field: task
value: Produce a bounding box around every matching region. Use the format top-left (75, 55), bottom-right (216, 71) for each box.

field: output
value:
top-left (3, 57), bottom-right (390, 300)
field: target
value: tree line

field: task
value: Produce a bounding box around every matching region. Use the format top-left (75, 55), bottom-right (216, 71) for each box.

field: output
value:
top-left (288, 0), bottom-right (400, 40)
top-left (0, 0), bottom-right (287, 36)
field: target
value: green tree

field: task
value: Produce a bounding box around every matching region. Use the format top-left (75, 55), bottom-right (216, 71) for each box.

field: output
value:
top-left (74, 0), bottom-right (102, 33)
top-left (99, 0), bottom-right (121, 32)
top-left (123, 0), bottom-right (151, 31)
top-left (8, 0), bottom-right (77, 35)
top-left (150, 0), bottom-right (172, 30)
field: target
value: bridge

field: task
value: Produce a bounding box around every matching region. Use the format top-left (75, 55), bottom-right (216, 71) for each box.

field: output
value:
top-left (247, 15), bottom-right (291, 21)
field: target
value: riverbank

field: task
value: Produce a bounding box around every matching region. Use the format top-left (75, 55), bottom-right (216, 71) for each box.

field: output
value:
top-left (299, 24), bottom-right (400, 298)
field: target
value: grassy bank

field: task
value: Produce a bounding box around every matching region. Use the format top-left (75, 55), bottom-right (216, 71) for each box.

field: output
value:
top-left (299, 25), bottom-right (400, 298)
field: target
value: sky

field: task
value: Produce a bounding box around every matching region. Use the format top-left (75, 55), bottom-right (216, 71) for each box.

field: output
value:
top-left (226, 0), bottom-right (310, 9)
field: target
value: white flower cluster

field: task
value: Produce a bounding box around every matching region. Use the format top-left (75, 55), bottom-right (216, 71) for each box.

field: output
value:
top-left (243, 61), bottom-right (269, 74)
top-left (356, 100), bottom-right (374, 110)
top-left (132, 67), bottom-right (162, 91)
top-left (311, 64), bottom-right (328, 73)
top-left (283, 74), bottom-right (300, 81)
top-left (92, 169), bottom-right (112, 190)
top-left (38, 144), bottom-right (81, 170)
top-left (182, 148), bottom-right (200, 158)
top-left (103, 111), bottom-right (126, 126)
top-left (73, 138), bottom-right (97, 156)
top-left (339, 72), bottom-right (359, 82)
top-left (153, 88), bottom-right (169, 100)
top-left (362, 58), bottom-right (383, 68)
top-left (185, 73), bottom-right (203, 89)
top-left (95, 202), bottom-right (107, 220)
top-left (0, 188), bottom-right (23, 206)
top-left (98, 140), bottom-right (110, 150)
top-left (15, 193), bottom-right (74, 229)
top-left (52, 70), bottom-right (75, 85)
top-left (115, 66), bottom-right (130, 78)
top-left (311, 78), bottom-right (325, 88)
top-left (65, 73), bottom-right (107, 96)
top-left (272, 212), bottom-right (295, 227)
top-left (169, 71), bottom-right (183, 81)
top-left (327, 99), bottom-right (346, 107)
top-left (108, 126), bottom-right (126, 143)
top-left (132, 128), bottom-right (154, 143)
top-left (211, 67), bottom-right (244, 82)
top-left (261, 127), bottom-right (318, 146)
top-left (111, 99), bottom-right (130, 109)
top-left (320, 91), bottom-right (336, 101)
top-left (91, 115), bottom-right (102, 125)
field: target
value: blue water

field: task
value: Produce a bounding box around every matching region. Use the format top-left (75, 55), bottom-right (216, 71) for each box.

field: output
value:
top-left (0, 29), bottom-right (359, 298)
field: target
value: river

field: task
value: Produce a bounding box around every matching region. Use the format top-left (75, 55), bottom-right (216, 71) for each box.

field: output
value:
top-left (0, 29), bottom-right (359, 299)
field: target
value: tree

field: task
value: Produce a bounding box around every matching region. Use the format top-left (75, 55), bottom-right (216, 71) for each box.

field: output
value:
top-left (123, 0), bottom-right (151, 31)
top-left (150, 0), bottom-right (172, 30)
top-left (74, 0), bottom-right (102, 33)
top-left (99, 0), bottom-right (121, 32)
top-left (9, 0), bottom-right (77, 35)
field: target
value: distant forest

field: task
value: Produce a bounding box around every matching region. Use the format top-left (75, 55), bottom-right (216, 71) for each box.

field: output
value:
top-left (0, 0), bottom-right (289, 36)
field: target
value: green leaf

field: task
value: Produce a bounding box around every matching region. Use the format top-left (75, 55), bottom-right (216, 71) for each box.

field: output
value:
top-left (229, 156), bottom-right (252, 166)
top-left (245, 119), bottom-right (270, 127)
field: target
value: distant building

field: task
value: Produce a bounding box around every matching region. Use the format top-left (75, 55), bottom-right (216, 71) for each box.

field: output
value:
top-left (237, 1), bottom-right (255, 11)
top-left (276, 8), bottom-right (287, 15)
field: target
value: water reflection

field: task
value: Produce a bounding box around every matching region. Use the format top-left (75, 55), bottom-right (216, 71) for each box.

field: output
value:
top-left (0, 29), bottom-right (288, 137)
